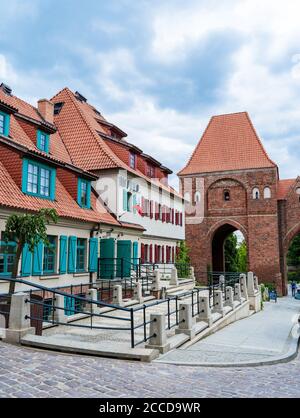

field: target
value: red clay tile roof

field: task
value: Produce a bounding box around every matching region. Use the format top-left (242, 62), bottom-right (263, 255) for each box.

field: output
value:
top-left (0, 159), bottom-right (119, 225)
top-left (51, 88), bottom-right (182, 197)
top-left (277, 179), bottom-right (296, 200)
top-left (179, 112), bottom-right (277, 175)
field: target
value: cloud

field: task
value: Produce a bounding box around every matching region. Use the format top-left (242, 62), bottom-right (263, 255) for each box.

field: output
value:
top-left (1, 0), bottom-right (299, 189)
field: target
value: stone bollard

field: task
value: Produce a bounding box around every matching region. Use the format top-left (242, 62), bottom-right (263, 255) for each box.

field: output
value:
top-left (189, 266), bottom-right (196, 283)
top-left (247, 272), bottom-right (255, 296)
top-left (133, 282), bottom-right (144, 303)
top-left (86, 288), bottom-right (98, 313)
top-left (151, 270), bottom-right (161, 298)
top-left (175, 302), bottom-right (195, 338)
top-left (53, 294), bottom-right (68, 323)
top-left (225, 286), bottom-right (234, 308)
top-left (113, 285), bottom-right (124, 307)
top-left (170, 267), bottom-right (178, 286)
top-left (254, 276), bottom-right (259, 292)
top-left (219, 275), bottom-right (225, 292)
top-left (247, 272), bottom-right (261, 312)
top-left (197, 295), bottom-right (212, 326)
top-left (239, 274), bottom-right (248, 300)
top-left (234, 283), bottom-right (242, 303)
top-left (145, 313), bottom-right (170, 353)
top-left (213, 290), bottom-right (225, 316)
top-left (4, 293), bottom-right (35, 344)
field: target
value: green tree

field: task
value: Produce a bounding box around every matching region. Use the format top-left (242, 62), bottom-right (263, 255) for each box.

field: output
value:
top-left (237, 240), bottom-right (247, 272)
top-left (175, 241), bottom-right (190, 277)
top-left (287, 235), bottom-right (300, 267)
top-left (224, 233), bottom-right (239, 272)
top-left (4, 209), bottom-right (58, 294)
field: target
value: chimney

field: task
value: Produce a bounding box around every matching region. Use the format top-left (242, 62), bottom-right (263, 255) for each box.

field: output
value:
top-left (38, 99), bottom-right (54, 124)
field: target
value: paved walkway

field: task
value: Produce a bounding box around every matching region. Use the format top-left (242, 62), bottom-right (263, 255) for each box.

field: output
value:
top-left (0, 338), bottom-right (300, 398)
top-left (156, 296), bottom-right (300, 366)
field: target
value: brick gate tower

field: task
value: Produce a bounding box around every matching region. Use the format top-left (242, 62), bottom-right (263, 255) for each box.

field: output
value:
top-left (178, 112), bottom-right (300, 295)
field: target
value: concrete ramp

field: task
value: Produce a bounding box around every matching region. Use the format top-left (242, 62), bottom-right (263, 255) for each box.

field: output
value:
top-left (21, 334), bottom-right (159, 362)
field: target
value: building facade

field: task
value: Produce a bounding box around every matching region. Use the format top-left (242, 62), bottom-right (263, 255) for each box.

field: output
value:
top-left (179, 112), bottom-right (300, 295)
top-left (0, 83), bottom-right (184, 295)
top-left (51, 88), bottom-right (184, 267)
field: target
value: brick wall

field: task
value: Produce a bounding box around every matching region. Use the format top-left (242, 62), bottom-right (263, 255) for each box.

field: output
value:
top-left (182, 167), bottom-right (288, 294)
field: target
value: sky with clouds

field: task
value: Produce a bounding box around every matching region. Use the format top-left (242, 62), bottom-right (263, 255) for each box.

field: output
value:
top-left (0, 0), bottom-right (299, 189)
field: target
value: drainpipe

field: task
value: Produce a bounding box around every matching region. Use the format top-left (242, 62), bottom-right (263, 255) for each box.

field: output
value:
top-left (90, 223), bottom-right (101, 286)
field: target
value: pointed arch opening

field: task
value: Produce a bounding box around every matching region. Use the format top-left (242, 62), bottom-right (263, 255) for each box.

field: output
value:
top-left (211, 223), bottom-right (247, 272)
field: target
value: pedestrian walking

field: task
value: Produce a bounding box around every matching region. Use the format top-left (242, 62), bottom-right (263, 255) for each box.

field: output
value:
top-left (291, 280), bottom-right (297, 297)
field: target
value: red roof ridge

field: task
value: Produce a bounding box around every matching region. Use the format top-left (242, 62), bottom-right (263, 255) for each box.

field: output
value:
top-left (243, 112), bottom-right (277, 168)
top-left (64, 88), bottom-right (122, 170)
top-left (178, 115), bottom-right (214, 176)
top-left (178, 111), bottom-right (277, 176)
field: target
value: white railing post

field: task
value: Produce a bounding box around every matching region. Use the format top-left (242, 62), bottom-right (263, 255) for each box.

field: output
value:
top-left (113, 285), bottom-right (123, 307)
top-left (247, 271), bottom-right (255, 296)
top-left (234, 283), bottom-right (242, 303)
top-left (225, 286), bottom-right (234, 308)
top-left (239, 274), bottom-right (248, 300)
top-left (197, 295), bottom-right (212, 326)
top-left (145, 313), bottom-right (170, 353)
top-left (170, 267), bottom-right (178, 286)
top-left (4, 293), bottom-right (34, 344)
top-left (86, 288), bottom-right (98, 313)
top-left (213, 290), bottom-right (225, 316)
top-left (175, 302), bottom-right (195, 338)
top-left (189, 266), bottom-right (196, 284)
top-left (53, 294), bottom-right (67, 323)
top-left (133, 282), bottom-right (143, 303)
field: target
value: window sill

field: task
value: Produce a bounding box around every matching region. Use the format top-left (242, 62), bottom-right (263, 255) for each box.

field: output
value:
top-left (39, 274), bottom-right (60, 280)
top-left (73, 272), bottom-right (89, 277)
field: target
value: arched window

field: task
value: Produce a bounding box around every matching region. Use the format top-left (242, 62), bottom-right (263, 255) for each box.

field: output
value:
top-left (184, 192), bottom-right (191, 203)
top-left (252, 187), bottom-right (260, 199)
top-left (224, 190), bottom-right (230, 201)
top-left (296, 187), bottom-right (300, 195)
top-left (263, 187), bottom-right (271, 199)
top-left (194, 191), bottom-right (201, 203)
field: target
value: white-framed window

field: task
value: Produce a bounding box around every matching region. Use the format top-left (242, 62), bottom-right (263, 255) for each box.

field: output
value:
top-left (263, 187), bottom-right (271, 199)
top-left (184, 192), bottom-right (191, 203)
top-left (252, 187), bottom-right (260, 199)
top-left (194, 191), bottom-right (201, 203)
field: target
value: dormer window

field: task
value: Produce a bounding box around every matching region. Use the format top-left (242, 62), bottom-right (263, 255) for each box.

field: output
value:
top-left (37, 130), bottom-right (50, 153)
top-left (22, 158), bottom-right (56, 200)
top-left (129, 153), bottom-right (136, 169)
top-left (0, 111), bottom-right (10, 137)
top-left (77, 178), bottom-right (91, 209)
top-left (147, 164), bottom-right (155, 178)
top-left (224, 190), bottom-right (230, 201)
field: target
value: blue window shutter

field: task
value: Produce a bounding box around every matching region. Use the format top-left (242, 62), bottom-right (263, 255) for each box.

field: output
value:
top-left (88, 238), bottom-right (98, 272)
top-left (21, 244), bottom-right (32, 277)
top-left (133, 194), bottom-right (137, 214)
top-left (77, 178), bottom-right (82, 206)
top-left (86, 181), bottom-right (91, 209)
top-left (64, 296), bottom-right (73, 316)
top-left (59, 236), bottom-right (68, 274)
top-left (21, 159), bottom-right (29, 193)
top-left (123, 189), bottom-right (127, 211)
top-left (68, 236), bottom-right (77, 273)
top-left (49, 167), bottom-right (56, 201)
top-left (32, 241), bottom-right (43, 275)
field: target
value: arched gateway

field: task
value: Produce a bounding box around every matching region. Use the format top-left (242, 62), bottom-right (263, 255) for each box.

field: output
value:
top-left (178, 112), bottom-right (300, 295)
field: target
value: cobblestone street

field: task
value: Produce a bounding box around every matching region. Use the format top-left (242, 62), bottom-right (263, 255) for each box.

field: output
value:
top-left (0, 341), bottom-right (299, 398)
